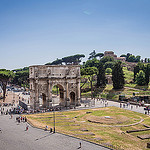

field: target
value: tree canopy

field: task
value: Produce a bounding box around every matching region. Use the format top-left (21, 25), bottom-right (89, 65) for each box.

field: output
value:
top-left (11, 68), bottom-right (29, 88)
top-left (112, 62), bottom-right (125, 89)
top-left (135, 70), bottom-right (146, 86)
top-left (0, 69), bottom-right (14, 101)
top-left (100, 56), bottom-right (114, 64)
top-left (46, 54), bottom-right (85, 65)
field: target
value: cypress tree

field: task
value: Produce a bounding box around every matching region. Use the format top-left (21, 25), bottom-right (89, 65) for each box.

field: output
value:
top-left (96, 62), bottom-right (106, 88)
top-left (112, 62), bottom-right (125, 89)
top-left (145, 64), bottom-right (150, 85)
top-left (134, 65), bottom-right (140, 82)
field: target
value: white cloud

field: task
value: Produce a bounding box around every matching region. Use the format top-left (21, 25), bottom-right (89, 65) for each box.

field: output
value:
top-left (83, 10), bottom-right (92, 15)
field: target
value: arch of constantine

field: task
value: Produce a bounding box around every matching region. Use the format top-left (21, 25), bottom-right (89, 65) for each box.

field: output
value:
top-left (29, 65), bottom-right (80, 109)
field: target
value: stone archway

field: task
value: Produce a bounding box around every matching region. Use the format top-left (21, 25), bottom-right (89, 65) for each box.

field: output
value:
top-left (29, 65), bottom-right (81, 109)
top-left (70, 92), bottom-right (75, 105)
top-left (51, 84), bottom-right (65, 106)
top-left (42, 93), bottom-right (46, 108)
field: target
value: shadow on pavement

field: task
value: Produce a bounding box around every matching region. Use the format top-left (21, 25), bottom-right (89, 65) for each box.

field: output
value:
top-left (35, 133), bottom-right (53, 141)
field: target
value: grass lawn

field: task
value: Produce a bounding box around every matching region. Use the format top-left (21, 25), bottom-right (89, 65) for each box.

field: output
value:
top-left (81, 83), bottom-right (150, 101)
top-left (123, 67), bottom-right (134, 83)
top-left (25, 106), bottom-right (150, 150)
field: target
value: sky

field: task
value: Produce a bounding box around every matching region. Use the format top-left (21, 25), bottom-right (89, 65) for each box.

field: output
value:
top-left (0, 0), bottom-right (150, 70)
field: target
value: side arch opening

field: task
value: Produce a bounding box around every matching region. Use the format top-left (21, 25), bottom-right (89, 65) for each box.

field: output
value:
top-left (70, 92), bottom-right (76, 105)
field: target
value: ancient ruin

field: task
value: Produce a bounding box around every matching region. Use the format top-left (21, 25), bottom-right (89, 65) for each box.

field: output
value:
top-left (29, 65), bottom-right (80, 109)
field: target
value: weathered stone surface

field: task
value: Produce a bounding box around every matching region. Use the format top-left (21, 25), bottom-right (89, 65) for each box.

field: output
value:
top-left (86, 111), bottom-right (92, 114)
top-left (126, 128), bottom-right (150, 133)
top-left (143, 124), bottom-right (150, 128)
top-left (94, 138), bottom-right (104, 141)
top-left (29, 65), bottom-right (80, 109)
top-left (137, 134), bottom-right (150, 140)
top-left (76, 133), bottom-right (95, 136)
top-left (71, 124), bottom-right (80, 126)
top-left (80, 128), bottom-right (89, 131)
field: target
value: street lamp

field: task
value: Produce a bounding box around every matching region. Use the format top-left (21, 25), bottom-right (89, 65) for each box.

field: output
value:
top-left (53, 99), bottom-right (55, 133)
top-left (53, 108), bottom-right (55, 133)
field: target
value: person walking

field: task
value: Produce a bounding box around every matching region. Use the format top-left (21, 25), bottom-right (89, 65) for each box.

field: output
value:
top-left (79, 141), bottom-right (81, 148)
top-left (50, 128), bottom-right (52, 133)
top-left (25, 116), bottom-right (27, 122)
top-left (45, 125), bottom-right (48, 131)
top-left (120, 103), bottom-right (122, 108)
top-left (26, 124), bottom-right (29, 131)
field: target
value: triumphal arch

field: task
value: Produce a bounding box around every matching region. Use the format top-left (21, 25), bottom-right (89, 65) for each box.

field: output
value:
top-left (29, 65), bottom-right (80, 109)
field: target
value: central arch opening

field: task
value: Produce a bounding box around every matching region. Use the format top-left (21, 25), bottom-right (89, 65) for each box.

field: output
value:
top-left (52, 84), bottom-right (64, 106)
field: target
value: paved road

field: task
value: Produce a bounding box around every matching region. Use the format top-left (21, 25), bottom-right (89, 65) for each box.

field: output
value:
top-left (80, 98), bottom-right (146, 114)
top-left (0, 115), bottom-right (108, 150)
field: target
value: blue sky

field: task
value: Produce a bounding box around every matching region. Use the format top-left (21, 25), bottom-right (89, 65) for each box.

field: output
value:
top-left (0, 0), bottom-right (150, 70)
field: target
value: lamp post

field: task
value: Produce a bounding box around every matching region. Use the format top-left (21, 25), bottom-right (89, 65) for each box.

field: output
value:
top-left (53, 99), bottom-right (55, 133)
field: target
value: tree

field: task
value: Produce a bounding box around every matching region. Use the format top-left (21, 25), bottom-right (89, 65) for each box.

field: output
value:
top-left (134, 62), bottom-right (145, 82)
top-left (126, 53), bottom-right (132, 61)
top-left (100, 56), bottom-right (114, 64)
top-left (0, 69), bottom-right (14, 102)
top-left (85, 58), bottom-right (100, 68)
top-left (128, 55), bottom-right (136, 62)
top-left (145, 64), bottom-right (150, 85)
top-left (11, 69), bottom-right (29, 88)
top-left (88, 50), bottom-right (96, 60)
top-left (96, 62), bottom-right (106, 88)
top-left (73, 54), bottom-right (85, 65)
top-left (81, 67), bottom-right (98, 98)
top-left (135, 70), bottom-right (146, 86)
top-left (135, 55), bottom-right (141, 62)
top-left (105, 68), bottom-right (112, 75)
top-left (112, 62), bottom-right (125, 89)
top-left (46, 58), bottom-right (62, 65)
top-left (95, 53), bottom-right (104, 60)
top-left (62, 54), bottom-right (85, 65)
top-left (120, 54), bottom-right (127, 58)
top-left (104, 61), bottom-right (115, 69)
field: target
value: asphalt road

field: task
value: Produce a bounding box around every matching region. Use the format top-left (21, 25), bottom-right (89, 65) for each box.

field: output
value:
top-left (0, 115), bottom-right (108, 150)
top-left (80, 99), bottom-right (146, 114)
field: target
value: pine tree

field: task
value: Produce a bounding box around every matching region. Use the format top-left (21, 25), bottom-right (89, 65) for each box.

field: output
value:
top-left (112, 62), bottom-right (125, 89)
top-left (96, 62), bottom-right (106, 88)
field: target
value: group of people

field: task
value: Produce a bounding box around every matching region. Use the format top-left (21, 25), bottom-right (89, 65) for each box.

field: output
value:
top-left (119, 102), bottom-right (140, 110)
top-left (15, 116), bottom-right (29, 131)
top-left (45, 125), bottom-right (53, 133)
top-left (16, 116), bottom-right (27, 123)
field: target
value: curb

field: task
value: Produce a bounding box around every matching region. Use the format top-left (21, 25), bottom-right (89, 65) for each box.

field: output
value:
top-left (27, 119), bottom-right (116, 150)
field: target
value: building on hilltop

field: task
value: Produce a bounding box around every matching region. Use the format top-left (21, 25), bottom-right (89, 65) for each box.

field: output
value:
top-left (104, 51), bottom-right (117, 58)
top-left (104, 51), bottom-right (126, 62)
top-left (116, 57), bottom-right (126, 62)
